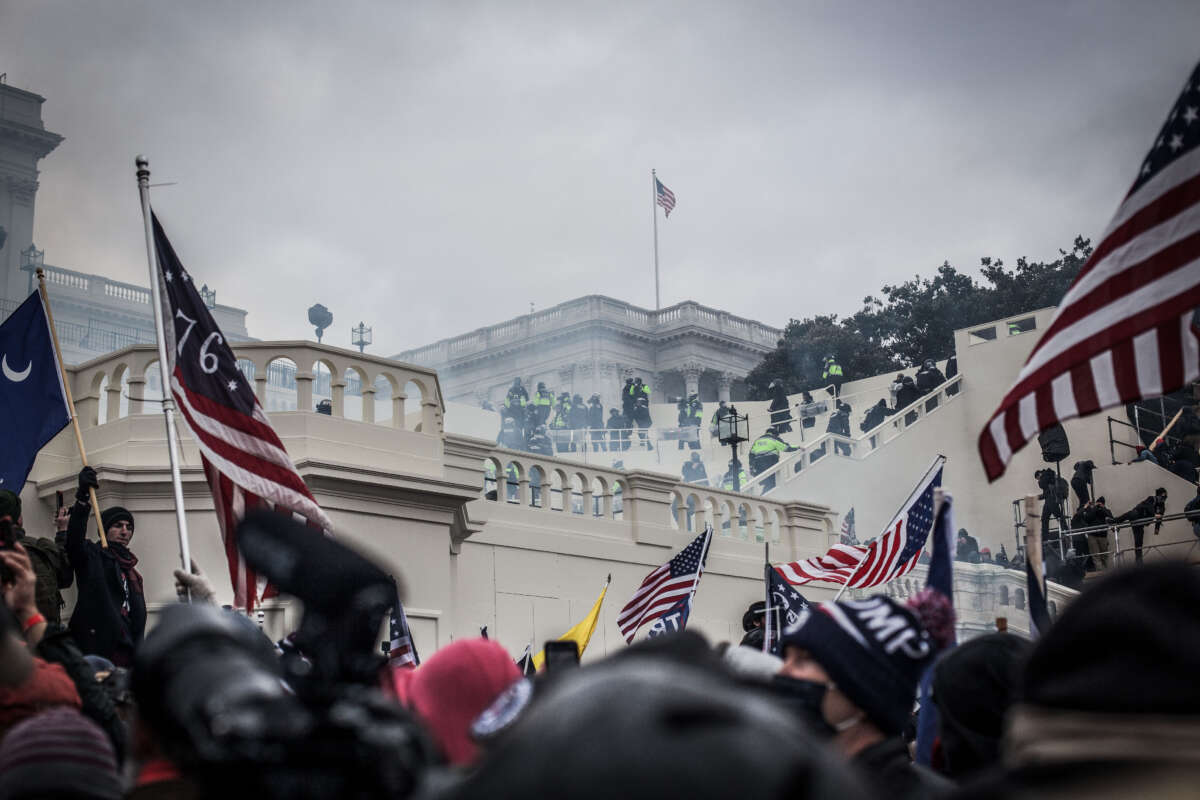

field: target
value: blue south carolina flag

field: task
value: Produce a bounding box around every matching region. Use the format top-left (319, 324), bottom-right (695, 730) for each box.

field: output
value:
top-left (0, 292), bottom-right (70, 491)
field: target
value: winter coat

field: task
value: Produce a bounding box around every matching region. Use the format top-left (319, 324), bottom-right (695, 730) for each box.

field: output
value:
top-left (586, 402), bottom-right (604, 428)
top-left (826, 410), bottom-right (850, 437)
top-left (768, 386), bottom-right (793, 432)
top-left (527, 433), bottom-right (554, 456)
top-left (64, 502), bottom-right (146, 664)
top-left (896, 378), bottom-right (920, 410)
top-left (916, 364), bottom-right (946, 394)
top-left (568, 402), bottom-right (589, 430)
top-left (852, 737), bottom-right (953, 800)
top-left (681, 461), bottom-right (708, 484)
top-left (861, 402), bottom-right (888, 433)
top-left (1117, 497), bottom-right (1163, 530)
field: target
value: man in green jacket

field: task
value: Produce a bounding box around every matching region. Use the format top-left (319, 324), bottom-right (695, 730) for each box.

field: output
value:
top-left (0, 489), bottom-right (73, 626)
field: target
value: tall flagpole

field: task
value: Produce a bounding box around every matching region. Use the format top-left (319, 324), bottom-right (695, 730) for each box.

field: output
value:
top-left (651, 169), bottom-right (660, 311)
top-left (763, 540), bottom-right (771, 653)
top-left (135, 156), bottom-right (192, 579)
top-left (36, 271), bottom-right (107, 548)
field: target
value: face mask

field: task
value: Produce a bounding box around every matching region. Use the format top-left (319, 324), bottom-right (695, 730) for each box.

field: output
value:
top-left (770, 676), bottom-right (835, 739)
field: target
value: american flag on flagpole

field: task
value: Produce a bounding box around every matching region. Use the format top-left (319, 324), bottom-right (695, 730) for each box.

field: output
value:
top-left (979, 62), bottom-right (1200, 481)
top-left (152, 214), bottom-right (333, 610)
top-left (617, 526), bottom-right (712, 642)
top-left (655, 177), bottom-right (676, 218)
top-left (388, 577), bottom-right (420, 669)
top-left (839, 507), bottom-right (858, 545)
top-left (776, 458), bottom-right (943, 588)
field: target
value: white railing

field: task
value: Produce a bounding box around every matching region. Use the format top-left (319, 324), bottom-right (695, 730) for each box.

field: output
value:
top-left (740, 374), bottom-right (965, 497)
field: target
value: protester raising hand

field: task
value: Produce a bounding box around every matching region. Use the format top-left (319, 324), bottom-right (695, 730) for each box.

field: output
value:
top-left (1, 543), bottom-right (46, 645)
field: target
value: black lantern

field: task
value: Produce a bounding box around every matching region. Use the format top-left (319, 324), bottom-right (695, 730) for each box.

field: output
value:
top-left (307, 303), bottom-right (333, 343)
top-left (717, 405), bottom-right (750, 492)
top-left (199, 283), bottom-right (216, 309)
top-left (351, 321), bottom-right (373, 353)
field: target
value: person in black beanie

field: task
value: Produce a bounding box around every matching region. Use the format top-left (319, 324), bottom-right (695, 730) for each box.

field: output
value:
top-left (932, 633), bottom-right (1032, 782)
top-left (956, 562), bottom-right (1200, 798)
top-left (777, 595), bottom-right (951, 800)
top-left (65, 467), bottom-right (146, 666)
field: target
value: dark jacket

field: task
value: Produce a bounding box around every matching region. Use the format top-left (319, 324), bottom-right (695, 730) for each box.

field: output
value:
top-left (36, 624), bottom-right (127, 761)
top-left (607, 412), bottom-right (630, 443)
top-left (681, 461), bottom-right (708, 484)
top-left (1116, 496), bottom-right (1163, 530)
top-left (768, 385), bottom-right (793, 432)
top-left (64, 502), bottom-right (146, 663)
top-left (861, 401), bottom-right (888, 433)
top-left (853, 738), bottom-right (952, 800)
top-left (586, 402), bottom-right (604, 428)
top-left (527, 433), bottom-right (554, 456)
top-left (827, 409), bottom-right (851, 437)
top-left (896, 378), bottom-right (920, 410)
top-left (916, 364), bottom-right (946, 394)
top-left (568, 402), bottom-right (588, 430)
top-left (20, 531), bottom-right (72, 626)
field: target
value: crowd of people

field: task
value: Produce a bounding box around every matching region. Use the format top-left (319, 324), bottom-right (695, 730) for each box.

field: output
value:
top-left (494, 376), bottom-right (659, 456)
top-left (4, 480), bottom-right (1197, 800)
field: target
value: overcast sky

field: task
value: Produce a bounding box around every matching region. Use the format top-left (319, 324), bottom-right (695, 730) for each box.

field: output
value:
top-left (2, 1), bottom-right (1198, 354)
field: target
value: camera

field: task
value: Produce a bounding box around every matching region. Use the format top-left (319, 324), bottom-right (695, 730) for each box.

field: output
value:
top-left (132, 510), bottom-right (438, 799)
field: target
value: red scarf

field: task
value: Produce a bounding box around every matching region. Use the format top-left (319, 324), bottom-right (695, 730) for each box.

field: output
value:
top-left (107, 543), bottom-right (144, 600)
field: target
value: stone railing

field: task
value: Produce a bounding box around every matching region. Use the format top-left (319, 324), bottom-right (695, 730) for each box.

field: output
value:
top-left (39, 262), bottom-right (151, 306)
top-left (69, 341), bottom-right (445, 433)
top-left (455, 438), bottom-right (834, 562)
top-left (849, 561), bottom-right (1078, 640)
top-left (396, 295), bottom-right (782, 365)
top-left (741, 375), bottom-right (965, 497)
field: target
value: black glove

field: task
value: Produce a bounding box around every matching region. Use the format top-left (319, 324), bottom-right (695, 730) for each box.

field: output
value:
top-left (76, 466), bottom-right (98, 503)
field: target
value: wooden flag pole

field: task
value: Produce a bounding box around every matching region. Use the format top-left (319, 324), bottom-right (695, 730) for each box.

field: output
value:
top-left (36, 269), bottom-right (107, 548)
top-left (1151, 407), bottom-right (1184, 452)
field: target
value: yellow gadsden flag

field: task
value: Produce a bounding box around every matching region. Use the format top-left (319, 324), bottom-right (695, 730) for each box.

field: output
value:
top-left (532, 579), bottom-right (609, 670)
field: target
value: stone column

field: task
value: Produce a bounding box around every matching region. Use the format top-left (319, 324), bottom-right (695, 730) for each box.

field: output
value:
top-left (361, 387), bottom-right (376, 423)
top-left (126, 375), bottom-right (146, 415)
top-left (717, 372), bottom-right (736, 403)
top-left (393, 393), bottom-right (406, 429)
top-left (681, 361), bottom-right (704, 399)
top-left (331, 379), bottom-right (346, 418)
top-left (105, 380), bottom-right (123, 422)
top-left (254, 375), bottom-right (268, 406)
top-left (296, 371), bottom-right (314, 412)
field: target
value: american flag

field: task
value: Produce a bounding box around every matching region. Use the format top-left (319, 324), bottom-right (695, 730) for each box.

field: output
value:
top-left (776, 459), bottom-right (943, 588)
top-left (655, 177), bottom-right (676, 218)
top-left (617, 526), bottom-right (712, 642)
top-left (152, 214), bottom-right (332, 609)
top-left (763, 564), bottom-right (809, 655)
top-left (979, 62), bottom-right (1200, 481)
top-left (839, 507), bottom-right (858, 545)
top-left (388, 578), bottom-right (420, 668)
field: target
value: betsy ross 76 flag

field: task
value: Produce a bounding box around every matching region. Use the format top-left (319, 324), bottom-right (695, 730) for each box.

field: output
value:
top-left (152, 213), bottom-right (332, 609)
top-left (980, 61), bottom-right (1200, 481)
top-left (0, 292), bottom-right (70, 490)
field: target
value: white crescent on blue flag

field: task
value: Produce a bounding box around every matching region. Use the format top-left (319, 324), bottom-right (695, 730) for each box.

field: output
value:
top-left (0, 292), bottom-right (70, 490)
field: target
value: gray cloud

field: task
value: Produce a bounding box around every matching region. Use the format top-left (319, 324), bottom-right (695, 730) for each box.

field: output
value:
top-left (2, 0), bottom-right (1198, 353)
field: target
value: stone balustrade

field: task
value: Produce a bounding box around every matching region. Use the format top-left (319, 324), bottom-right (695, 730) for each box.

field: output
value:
top-left (454, 437), bottom-right (834, 564)
top-left (69, 341), bottom-right (445, 434)
top-left (396, 295), bottom-right (782, 367)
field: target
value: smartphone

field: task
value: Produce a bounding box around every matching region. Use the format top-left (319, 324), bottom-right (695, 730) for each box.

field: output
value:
top-left (542, 640), bottom-right (580, 672)
top-left (56, 491), bottom-right (64, 509)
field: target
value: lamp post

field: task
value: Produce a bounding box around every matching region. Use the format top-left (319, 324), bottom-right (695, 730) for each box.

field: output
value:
top-left (20, 243), bottom-right (43, 295)
top-left (199, 283), bottom-right (216, 309)
top-left (351, 321), bottom-right (372, 353)
top-left (717, 405), bottom-right (750, 492)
